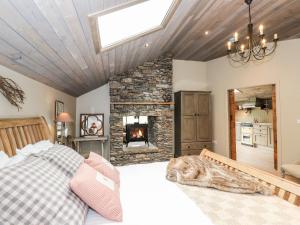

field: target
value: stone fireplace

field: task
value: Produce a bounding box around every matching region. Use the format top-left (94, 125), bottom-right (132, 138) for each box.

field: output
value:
top-left (109, 56), bottom-right (173, 165)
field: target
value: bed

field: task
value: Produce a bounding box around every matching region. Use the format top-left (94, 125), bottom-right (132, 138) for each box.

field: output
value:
top-left (0, 117), bottom-right (299, 225)
top-left (85, 162), bottom-right (213, 225)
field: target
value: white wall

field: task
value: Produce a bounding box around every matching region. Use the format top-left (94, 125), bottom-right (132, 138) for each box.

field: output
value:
top-left (75, 84), bottom-right (110, 137)
top-left (173, 59), bottom-right (208, 92)
top-left (207, 39), bottom-right (300, 165)
top-left (76, 84), bottom-right (110, 156)
top-left (0, 65), bottom-right (76, 137)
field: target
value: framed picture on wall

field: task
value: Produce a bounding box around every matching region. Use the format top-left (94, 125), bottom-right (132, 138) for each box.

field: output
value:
top-left (80, 113), bottom-right (104, 137)
top-left (55, 100), bottom-right (64, 139)
top-left (55, 100), bottom-right (64, 117)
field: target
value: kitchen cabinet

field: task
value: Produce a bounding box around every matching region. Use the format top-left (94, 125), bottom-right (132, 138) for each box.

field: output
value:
top-left (267, 125), bottom-right (274, 147)
top-left (175, 91), bottom-right (212, 156)
top-left (254, 134), bottom-right (268, 146)
top-left (253, 123), bottom-right (273, 148)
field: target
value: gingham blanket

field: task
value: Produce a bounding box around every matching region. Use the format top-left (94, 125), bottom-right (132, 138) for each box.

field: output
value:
top-left (0, 145), bottom-right (88, 225)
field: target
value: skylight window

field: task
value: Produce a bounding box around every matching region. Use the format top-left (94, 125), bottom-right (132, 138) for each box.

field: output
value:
top-left (89, 0), bottom-right (180, 53)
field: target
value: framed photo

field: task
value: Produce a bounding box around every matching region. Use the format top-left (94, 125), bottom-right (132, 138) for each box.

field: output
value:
top-left (55, 100), bottom-right (64, 138)
top-left (80, 113), bottom-right (104, 137)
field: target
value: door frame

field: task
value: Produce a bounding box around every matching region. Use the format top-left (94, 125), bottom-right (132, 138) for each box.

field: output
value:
top-left (228, 84), bottom-right (278, 170)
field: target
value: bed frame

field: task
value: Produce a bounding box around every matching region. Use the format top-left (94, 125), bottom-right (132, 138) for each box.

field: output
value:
top-left (0, 117), bottom-right (299, 207)
top-left (0, 117), bottom-right (52, 157)
top-left (200, 149), bottom-right (300, 207)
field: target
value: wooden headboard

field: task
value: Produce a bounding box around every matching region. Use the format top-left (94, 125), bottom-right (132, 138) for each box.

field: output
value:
top-left (0, 117), bottom-right (52, 157)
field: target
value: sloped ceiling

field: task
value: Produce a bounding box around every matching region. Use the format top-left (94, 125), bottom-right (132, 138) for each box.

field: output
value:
top-left (0, 0), bottom-right (299, 96)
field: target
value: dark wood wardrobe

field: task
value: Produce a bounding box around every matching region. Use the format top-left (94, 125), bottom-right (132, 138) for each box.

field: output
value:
top-left (174, 91), bottom-right (212, 156)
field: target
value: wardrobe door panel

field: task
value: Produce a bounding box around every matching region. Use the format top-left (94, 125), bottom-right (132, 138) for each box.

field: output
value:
top-left (182, 93), bottom-right (196, 116)
top-left (182, 116), bottom-right (197, 141)
top-left (197, 115), bottom-right (211, 141)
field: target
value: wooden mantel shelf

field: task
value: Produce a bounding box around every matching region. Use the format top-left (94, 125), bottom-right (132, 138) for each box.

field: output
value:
top-left (111, 102), bottom-right (175, 105)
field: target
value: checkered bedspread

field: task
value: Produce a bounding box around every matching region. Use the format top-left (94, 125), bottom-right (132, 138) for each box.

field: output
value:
top-left (0, 145), bottom-right (88, 225)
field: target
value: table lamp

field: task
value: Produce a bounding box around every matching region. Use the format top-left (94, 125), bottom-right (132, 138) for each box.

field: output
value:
top-left (56, 112), bottom-right (73, 143)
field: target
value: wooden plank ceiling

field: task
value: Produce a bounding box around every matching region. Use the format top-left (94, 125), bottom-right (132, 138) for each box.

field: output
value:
top-left (0, 0), bottom-right (299, 96)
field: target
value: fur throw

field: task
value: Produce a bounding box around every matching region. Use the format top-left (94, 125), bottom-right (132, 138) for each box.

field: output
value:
top-left (166, 155), bottom-right (272, 195)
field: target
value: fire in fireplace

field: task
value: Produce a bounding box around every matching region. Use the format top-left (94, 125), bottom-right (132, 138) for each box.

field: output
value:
top-left (125, 124), bottom-right (148, 147)
top-left (130, 127), bottom-right (144, 139)
top-left (123, 116), bottom-right (149, 147)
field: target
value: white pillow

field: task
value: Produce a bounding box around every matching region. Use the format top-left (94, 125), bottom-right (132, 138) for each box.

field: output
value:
top-left (16, 141), bottom-right (53, 156)
top-left (0, 151), bottom-right (9, 169)
top-left (6, 154), bottom-right (27, 167)
top-left (16, 144), bottom-right (39, 156)
top-left (33, 140), bottom-right (53, 152)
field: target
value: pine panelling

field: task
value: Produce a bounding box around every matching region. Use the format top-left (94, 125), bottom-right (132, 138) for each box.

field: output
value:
top-left (10, 0), bottom-right (91, 93)
top-left (0, 39), bottom-right (74, 95)
top-left (53, 0), bottom-right (104, 85)
top-left (0, 0), bottom-right (299, 96)
top-left (32, 0), bottom-right (87, 71)
top-left (0, 53), bottom-right (62, 90)
top-left (72, 0), bottom-right (108, 79)
top-left (0, 0), bottom-right (84, 95)
top-left (0, 19), bottom-right (83, 94)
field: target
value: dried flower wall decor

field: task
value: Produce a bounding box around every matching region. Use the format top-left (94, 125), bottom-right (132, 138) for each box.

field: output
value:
top-left (0, 75), bottom-right (25, 110)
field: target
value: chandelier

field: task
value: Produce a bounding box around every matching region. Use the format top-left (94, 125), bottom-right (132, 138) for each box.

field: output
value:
top-left (227, 0), bottom-right (279, 63)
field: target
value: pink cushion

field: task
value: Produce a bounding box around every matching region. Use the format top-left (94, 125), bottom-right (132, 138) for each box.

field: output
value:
top-left (85, 152), bottom-right (120, 185)
top-left (70, 163), bottom-right (123, 222)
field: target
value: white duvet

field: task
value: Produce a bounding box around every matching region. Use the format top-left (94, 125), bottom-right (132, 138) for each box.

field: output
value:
top-left (85, 162), bottom-right (213, 225)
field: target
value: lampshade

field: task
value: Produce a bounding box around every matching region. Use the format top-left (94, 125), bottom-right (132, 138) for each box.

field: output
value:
top-left (56, 112), bottom-right (73, 123)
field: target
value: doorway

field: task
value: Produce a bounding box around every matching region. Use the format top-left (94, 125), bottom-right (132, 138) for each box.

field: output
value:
top-left (228, 84), bottom-right (278, 172)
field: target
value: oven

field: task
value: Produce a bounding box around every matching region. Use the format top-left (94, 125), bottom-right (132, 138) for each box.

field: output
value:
top-left (241, 123), bottom-right (253, 146)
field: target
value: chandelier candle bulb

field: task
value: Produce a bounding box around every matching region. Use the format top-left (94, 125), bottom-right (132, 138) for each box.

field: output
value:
top-left (274, 33), bottom-right (278, 40)
top-left (227, 41), bottom-right (231, 50)
top-left (234, 32), bottom-right (239, 42)
top-left (259, 24), bottom-right (264, 35)
top-left (241, 44), bottom-right (245, 52)
top-left (262, 39), bottom-right (266, 48)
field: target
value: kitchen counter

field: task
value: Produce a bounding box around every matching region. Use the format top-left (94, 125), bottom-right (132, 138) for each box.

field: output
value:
top-left (235, 122), bottom-right (272, 126)
top-left (254, 122), bottom-right (272, 126)
top-left (236, 122), bottom-right (273, 148)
